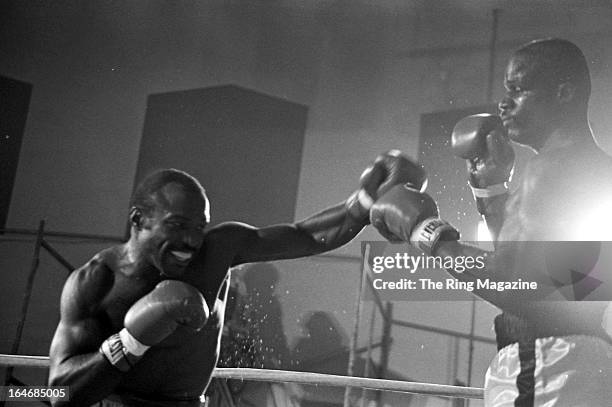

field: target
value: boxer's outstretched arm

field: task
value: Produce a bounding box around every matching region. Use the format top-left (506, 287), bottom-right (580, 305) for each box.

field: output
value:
top-left (221, 202), bottom-right (367, 266)
top-left (224, 150), bottom-right (428, 265)
top-left (48, 263), bottom-right (121, 407)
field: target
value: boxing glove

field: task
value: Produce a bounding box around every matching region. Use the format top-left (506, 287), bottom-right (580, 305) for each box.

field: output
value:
top-left (346, 150), bottom-right (428, 222)
top-left (100, 280), bottom-right (209, 371)
top-left (370, 184), bottom-right (459, 254)
top-left (451, 114), bottom-right (515, 195)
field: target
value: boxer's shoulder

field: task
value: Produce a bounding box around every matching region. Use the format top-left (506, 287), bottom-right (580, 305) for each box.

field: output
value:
top-left (203, 221), bottom-right (255, 249)
top-left (580, 145), bottom-right (612, 179)
top-left (547, 144), bottom-right (612, 191)
top-left (190, 223), bottom-right (256, 277)
top-left (66, 248), bottom-right (117, 309)
top-left (520, 154), bottom-right (565, 200)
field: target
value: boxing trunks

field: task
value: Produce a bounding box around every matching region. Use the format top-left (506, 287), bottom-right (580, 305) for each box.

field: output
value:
top-left (485, 312), bottom-right (612, 407)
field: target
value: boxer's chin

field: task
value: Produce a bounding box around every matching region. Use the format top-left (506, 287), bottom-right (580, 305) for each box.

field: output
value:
top-left (157, 243), bottom-right (193, 277)
top-left (159, 251), bottom-right (191, 278)
top-left (160, 261), bottom-right (189, 278)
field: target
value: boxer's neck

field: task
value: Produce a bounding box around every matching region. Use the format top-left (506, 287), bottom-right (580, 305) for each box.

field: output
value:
top-left (537, 118), bottom-right (593, 154)
top-left (120, 240), bottom-right (161, 280)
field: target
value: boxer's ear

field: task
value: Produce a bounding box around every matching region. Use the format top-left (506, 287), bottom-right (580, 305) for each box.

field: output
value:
top-left (130, 207), bottom-right (143, 229)
top-left (557, 82), bottom-right (576, 104)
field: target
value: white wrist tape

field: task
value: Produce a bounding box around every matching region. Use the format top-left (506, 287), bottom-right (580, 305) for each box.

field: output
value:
top-left (119, 328), bottom-right (149, 357)
top-left (470, 182), bottom-right (509, 198)
top-left (409, 217), bottom-right (459, 255)
top-left (99, 333), bottom-right (132, 372)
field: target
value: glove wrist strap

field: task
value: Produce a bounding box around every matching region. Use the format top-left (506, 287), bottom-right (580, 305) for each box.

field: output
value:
top-left (119, 328), bottom-right (149, 356)
top-left (470, 182), bottom-right (509, 198)
top-left (100, 333), bottom-right (133, 372)
top-left (100, 329), bottom-right (148, 372)
top-left (410, 217), bottom-right (460, 255)
top-left (346, 189), bottom-right (374, 223)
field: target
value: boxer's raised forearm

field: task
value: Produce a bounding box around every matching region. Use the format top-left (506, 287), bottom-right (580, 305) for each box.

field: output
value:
top-left (451, 113), bottom-right (514, 244)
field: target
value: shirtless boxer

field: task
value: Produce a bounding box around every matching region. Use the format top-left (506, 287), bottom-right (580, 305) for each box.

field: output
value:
top-left (48, 152), bottom-right (426, 407)
top-left (370, 38), bottom-right (612, 406)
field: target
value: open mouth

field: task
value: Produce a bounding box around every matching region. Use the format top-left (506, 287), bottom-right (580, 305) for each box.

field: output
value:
top-left (170, 250), bottom-right (194, 263)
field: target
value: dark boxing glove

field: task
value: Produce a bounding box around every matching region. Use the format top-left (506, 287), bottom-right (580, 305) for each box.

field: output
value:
top-left (451, 114), bottom-right (515, 201)
top-left (346, 150), bottom-right (428, 223)
top-left (100, 280), bottom-right (209, 371)
top-left (370, 184), bottom-right (459, 254)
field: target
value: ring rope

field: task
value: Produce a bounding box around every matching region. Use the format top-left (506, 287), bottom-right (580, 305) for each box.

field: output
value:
top-left (0, 354), bottom-right (49, 368)
top-left (213, 368), bottom-right (483, 399)
top-left (0, 354), bottom-right (484, 399)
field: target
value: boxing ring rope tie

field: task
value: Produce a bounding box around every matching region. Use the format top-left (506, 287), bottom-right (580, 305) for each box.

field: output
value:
top-left (0, 354), bottom-right (484, 400)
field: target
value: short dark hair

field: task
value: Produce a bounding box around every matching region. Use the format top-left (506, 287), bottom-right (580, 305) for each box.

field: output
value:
top-left (515, 38), bottom-right (591, 104)
top-left (131, 168), bottom-right (209, 221)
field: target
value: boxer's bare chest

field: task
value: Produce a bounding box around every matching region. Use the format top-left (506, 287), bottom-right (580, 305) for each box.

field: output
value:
top-left (498, 159), bottom-right (570, 241)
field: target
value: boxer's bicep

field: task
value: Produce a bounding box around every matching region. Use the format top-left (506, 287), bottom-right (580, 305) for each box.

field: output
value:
top-left (49, 264), bottom-right (113, 373)
top-left (48, 264), bottom-right (124, 405)
top-left (231, 223), bottom-right (319, 264)
top-left (226, 203), bottom-right (364, 265)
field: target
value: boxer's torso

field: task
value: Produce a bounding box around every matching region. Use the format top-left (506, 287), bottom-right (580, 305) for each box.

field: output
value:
top-left (499, 143), bottom-right (612, 242)
top-left (96, 229), bottom-right (242, 401)
top-left (488, 143), bottom-right (612, 405)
